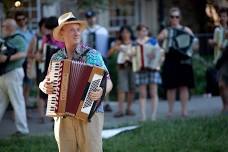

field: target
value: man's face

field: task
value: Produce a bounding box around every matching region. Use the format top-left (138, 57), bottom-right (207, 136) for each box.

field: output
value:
top-left (86, 16), bottom-right (96, 26)
top-left (220, 12), bottom-right (228, 25)
top-left (16, 15), bottom-right (27, 27)
top-left (2, 21), bottom-right (11, 37)
top-left (61, 23), bottom-right (81, 45)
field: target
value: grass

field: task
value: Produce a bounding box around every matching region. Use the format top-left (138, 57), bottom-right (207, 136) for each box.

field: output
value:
top-left (0, 116), bottom-right (228, 152)
top-left (0, 135), bottom-right (57, 152)
top-left (104, 116), bottom-right (228, 152)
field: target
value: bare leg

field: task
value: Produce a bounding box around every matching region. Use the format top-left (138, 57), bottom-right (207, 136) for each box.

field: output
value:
top-left (139, 85), bottom-right (147, 121)
top-left (149, 84), bottom-right (158, 121)
top-left (166, 89), bottom-right (176, 117)
top-left (126, 91), bottom-right (135, 115)
top-left (219, 80), bottom-right (228, 113)
top-left (179, 86), bottom-right (189, 117)
top-left (104, 94), bottom-right (112, 112)
top-left (37, 97), bottom-right (45, 123)
top-left (114, 91), bottom-right (125, 117)
top-left (23, 84), bottom-right (30, 107)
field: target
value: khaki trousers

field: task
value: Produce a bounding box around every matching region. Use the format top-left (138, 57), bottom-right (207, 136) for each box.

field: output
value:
top-left (54, 113), bottom-right (104, 152)
top-left (0, 68), bottom-right (29, 134)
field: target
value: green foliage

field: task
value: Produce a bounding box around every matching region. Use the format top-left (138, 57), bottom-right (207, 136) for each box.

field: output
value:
top-left (2, 0), bottom-right (14, 15)
top-left (76, 0), bottom-right (109, 10)
top-left (192, 54), bottom-right (214, 94)
top-left (106, 53), bottom-right (118, 100)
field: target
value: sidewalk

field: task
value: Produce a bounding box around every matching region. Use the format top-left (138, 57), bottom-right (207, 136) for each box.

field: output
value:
top-left (0, 96), bottom-right (222, 139)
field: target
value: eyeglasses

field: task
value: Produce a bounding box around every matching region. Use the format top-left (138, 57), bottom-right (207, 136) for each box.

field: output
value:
top-left (170, 15), bottom-right (180, 19)
top-left (16, 17), bottom-right (25, 21)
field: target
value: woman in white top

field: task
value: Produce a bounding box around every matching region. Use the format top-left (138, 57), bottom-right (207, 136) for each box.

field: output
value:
top-left (134, 24), bottom-right (163, 121)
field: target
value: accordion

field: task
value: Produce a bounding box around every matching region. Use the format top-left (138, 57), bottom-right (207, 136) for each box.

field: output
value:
top-left (163, 28), bottom-right (195, 58)
top-left (132, 43), bottom-right (164, 72)
top-left (117, 44), bottom-right (134, 64)
top-left (46, 59), bottom-right (105, 121)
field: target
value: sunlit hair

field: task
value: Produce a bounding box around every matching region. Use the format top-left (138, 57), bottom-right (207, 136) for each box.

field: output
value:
top-left (169, 7), bottom-right (181, 17)
top-left (136, 24), bottom-right (149, 31)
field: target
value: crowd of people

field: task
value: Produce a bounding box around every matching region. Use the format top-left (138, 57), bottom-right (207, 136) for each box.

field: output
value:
top-left (0, 6), bottom-right (228, 151)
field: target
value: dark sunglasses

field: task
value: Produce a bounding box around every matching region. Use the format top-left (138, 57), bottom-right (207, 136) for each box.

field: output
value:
top-left (170, 15), bottom-right (180, 19)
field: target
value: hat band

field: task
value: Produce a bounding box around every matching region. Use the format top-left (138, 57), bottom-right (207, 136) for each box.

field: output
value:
top-left (66, 17), bottom-right (79, 22)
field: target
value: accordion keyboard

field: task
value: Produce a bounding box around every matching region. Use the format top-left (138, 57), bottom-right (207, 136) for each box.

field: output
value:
top-left (46, 61), bottom-right (62, 115)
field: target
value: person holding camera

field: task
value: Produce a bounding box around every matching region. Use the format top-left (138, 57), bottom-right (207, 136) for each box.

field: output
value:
top-left (0, 18), bottom-right (29, 136)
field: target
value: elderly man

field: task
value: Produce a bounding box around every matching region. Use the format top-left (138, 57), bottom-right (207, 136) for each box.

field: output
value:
top-left (39, 12), bottom-right (112, 152)
top-left (0, 18), bottom-right (29, 136)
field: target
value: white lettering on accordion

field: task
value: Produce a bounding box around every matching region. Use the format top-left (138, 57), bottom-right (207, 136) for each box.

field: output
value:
top-left (81, 74), bottom-right (103, 114)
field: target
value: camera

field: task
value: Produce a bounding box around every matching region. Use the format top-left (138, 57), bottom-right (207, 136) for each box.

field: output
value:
top-left (0, 38), bottom-right (6, 53)
top-left (0, 38), bottom-right (17, 55)
top-left (0, 37), bottom-right (18, 75)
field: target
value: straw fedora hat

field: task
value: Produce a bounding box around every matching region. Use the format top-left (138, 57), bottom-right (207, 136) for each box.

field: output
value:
top-left (53, 12), bottom-right (87, 42)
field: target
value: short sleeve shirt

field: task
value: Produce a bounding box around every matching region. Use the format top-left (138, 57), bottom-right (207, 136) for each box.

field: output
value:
top-left (50, 43), bottom-right (109, 112)
top-left (4, 34), bottom-right (27, 72)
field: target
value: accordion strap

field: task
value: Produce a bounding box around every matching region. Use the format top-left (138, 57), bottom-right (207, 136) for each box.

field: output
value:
top-left (81, 48), bottom-right (90, 57)
top-left (76, 47), bottom-right (107, 122)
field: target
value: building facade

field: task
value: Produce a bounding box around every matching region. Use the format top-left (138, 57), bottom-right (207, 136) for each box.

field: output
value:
top-left (1, 0), bottom-right (228, 36)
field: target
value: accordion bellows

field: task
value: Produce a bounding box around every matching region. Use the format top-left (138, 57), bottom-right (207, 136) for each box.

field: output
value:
top-left (46, 59), bottom-right (105, 121)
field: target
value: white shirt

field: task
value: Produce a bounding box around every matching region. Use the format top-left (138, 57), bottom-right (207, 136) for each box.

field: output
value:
top-left (82, 25), bottom-right (109, 57)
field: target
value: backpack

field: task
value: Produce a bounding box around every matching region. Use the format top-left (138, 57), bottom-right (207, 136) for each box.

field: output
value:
top-left (0, 34), bottom-right (25, 75)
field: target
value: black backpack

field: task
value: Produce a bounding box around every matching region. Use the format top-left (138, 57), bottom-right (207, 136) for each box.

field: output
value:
top-left (0, 34), bottom-right (25, 75)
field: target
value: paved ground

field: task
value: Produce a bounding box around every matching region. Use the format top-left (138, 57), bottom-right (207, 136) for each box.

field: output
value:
top-left (0, 96), bottom-right (223, 139)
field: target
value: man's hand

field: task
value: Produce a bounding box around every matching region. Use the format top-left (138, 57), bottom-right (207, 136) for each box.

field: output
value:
top-left (34, 51), bottom-right (43, 61)
top-left (44, 81), bottom-right (54, 94)
top-left (39, 78), bottom-right (54, 94)
top-left (0, 54), bottom-right (7, 63)
top-left (89, 87), bottom-right (103, 101)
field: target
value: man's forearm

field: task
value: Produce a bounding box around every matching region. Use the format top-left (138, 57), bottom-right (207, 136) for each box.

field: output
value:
top-left (105, 78), bottom-right (113, 95)
top-left (10, 52), bottom-right (26, 61)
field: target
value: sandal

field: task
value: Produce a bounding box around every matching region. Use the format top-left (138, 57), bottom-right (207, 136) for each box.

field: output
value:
top-left (126, 109), bottom-right (135, 116)
top-left (114, 111), bottom-right (124, 118)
